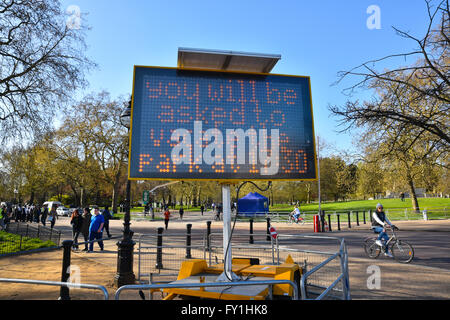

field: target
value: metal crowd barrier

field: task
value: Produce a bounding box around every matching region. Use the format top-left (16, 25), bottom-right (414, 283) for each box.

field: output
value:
top-left (0, 278), bottom-right (109, 300)
top-left (276, 234), bottom-right (350, 300)
top-left (115, 279), bottom-right (299, 300)
top-left (135, 228), bottom-right (350, 300)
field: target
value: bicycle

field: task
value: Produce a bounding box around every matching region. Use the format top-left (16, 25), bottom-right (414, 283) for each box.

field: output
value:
top-left (288, 213), bottom-right (305, 225)
top-left (363, 225), bottom-right (414, 263)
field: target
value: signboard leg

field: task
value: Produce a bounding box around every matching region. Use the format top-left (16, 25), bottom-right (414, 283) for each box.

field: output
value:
top-left (216, 184), bottom-right (239, 282)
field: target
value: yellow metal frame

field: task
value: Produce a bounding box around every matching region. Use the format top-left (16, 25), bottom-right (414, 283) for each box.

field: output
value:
top-left (162, 258), bottom-right (302, 300)
top-left (128, 65), bottom-right (318, 182)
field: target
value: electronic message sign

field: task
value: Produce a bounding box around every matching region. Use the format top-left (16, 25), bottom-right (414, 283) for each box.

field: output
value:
top-left (129, 66), bottom-right (317, 181)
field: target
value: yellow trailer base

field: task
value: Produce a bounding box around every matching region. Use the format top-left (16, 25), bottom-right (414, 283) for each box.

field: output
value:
top-left (164, 273), bottom-right (269, 300)
top-left (163, 257), bottom-right (301, 300)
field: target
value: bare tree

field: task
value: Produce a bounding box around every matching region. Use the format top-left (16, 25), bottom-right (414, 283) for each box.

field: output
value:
top-left (329, 0), bottom-right (449, 148)
top-left (0, 0), bottom-right (95, 142)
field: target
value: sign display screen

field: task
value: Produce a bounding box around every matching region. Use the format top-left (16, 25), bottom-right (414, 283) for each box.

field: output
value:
top-left (129, 66), bottom-right (317, 181)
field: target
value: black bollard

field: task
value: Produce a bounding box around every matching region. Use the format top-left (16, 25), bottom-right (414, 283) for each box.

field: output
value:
top-left (356, 211), bottom-right (360, 226)
top-left (347, 211), bottom-right (351, 228)
top-left (337, 214), bottom-right (341, 231)
top-left (206, 221), bottom-right (211, 252)
top-left (266, 217), bottom-right (271, 241)
top-left (320, 210), bottom-right (325, 233)
top-left (249, 219), bottom-right (254, 244)
top-left (327, 214), bottom-right (332, 232)
top-left (155, 227), bottom-right (164, 269)
top-left (186, 224), bottom-right (192, 259)
top-left (58, 240), bottom-right (73, 300)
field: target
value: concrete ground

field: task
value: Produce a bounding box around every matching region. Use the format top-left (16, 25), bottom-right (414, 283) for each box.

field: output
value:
top-left (0, 210), bottom-right (449, 300)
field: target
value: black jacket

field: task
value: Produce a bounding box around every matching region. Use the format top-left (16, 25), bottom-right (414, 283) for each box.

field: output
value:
top-left (71, 214), bottom-right (83, 232)
top-left (371, 210), bottom-right (386, 227)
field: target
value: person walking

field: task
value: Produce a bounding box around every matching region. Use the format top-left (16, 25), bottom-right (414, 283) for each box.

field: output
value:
top-left (19, 204), bottom-right (26, 222)
top-left (164, 208), bottom-right (170, 230)
top-left (200, 204), bottom-right (204, 216)
top-left (70, 209), bottom-right (83, 250)
top-left (88, 207), bottom-right (104, 252)
top-left (101, 206), bottom-right (112, 238)
top-left (0, 205), bottom-right (6, 231)
top-left (179, 206), bottom-right (184, 220)
top-left (80, 208), bottom-right (91, 251)
top-left (33, 205), bottom-right (40, 223)
top-left (41, 205), bottom-right (48, 227)
top-left (48, 205), bottom-right (57, 229)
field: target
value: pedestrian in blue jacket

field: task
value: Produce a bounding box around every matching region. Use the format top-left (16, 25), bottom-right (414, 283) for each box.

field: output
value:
top-left (88, 206), bottom-right (104, 252)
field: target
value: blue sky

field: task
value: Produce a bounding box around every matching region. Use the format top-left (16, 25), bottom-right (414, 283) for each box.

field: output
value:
top-left (60, 0), bottom-right (432, 155)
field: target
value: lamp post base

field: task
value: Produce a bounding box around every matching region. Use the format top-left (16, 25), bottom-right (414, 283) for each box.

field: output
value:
top-left (114, 239), bottom-right (136, 288)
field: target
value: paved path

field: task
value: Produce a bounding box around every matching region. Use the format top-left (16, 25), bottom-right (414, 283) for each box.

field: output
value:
top-left (0, 211), bottom-right (449, 300)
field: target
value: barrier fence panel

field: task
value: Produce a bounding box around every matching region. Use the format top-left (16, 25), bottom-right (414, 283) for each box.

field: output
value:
top-left (0, 278), bottom-right (109, 300)
top-left (4, 222), bottom-right (61, 246)
top-left (235, 206), bottom-right (449, 225)
top-left (136, 229), bottom-right (350, 300)
top-left (275, 235), bottom-right (350, 300)
top-left (137, 232), bottom-right (207, 282)
top-left (115, 279), bottom-right (299, 300)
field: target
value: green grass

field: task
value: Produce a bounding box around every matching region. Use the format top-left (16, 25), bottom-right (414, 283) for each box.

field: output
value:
top-left (118, 198), bottom-right (449, 221)
top-left (270, 198), bottom-right (450, 213)
top-left (0, 231), bottom-right (57, 255)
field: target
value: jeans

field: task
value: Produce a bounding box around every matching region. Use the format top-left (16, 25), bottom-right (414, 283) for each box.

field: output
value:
top-left (82, 232), bottom-right (89, 250)
top-left (72, 229), bottom-right (81, 249)
top-left (373, 226), bottom-right (389, 252)
top-left (89, 231), bottom-right (104, 251)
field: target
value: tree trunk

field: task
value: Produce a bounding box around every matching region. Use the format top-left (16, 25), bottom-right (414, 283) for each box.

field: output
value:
top-left (29, 190), bottom-right (35, 205)
top-left (111, 168), bottom-right (122, 213)
top-left (80, 187), bottom-right (84, 208)
top-left (69, 184), bottom-right (80, 207)
top-left (406, 172), bottom-right (420, 213)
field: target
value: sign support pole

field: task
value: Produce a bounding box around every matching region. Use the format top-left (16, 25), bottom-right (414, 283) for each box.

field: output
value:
top-left (216, 184), bottom-right (240, 282)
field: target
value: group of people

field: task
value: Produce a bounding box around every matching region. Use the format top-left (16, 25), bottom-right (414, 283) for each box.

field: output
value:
top-left (0, 203), bottom-right (58, 229)
top-left (69, 206), bottom-right (112, 252)
top-left (3, 199), bottom-right (398, 258)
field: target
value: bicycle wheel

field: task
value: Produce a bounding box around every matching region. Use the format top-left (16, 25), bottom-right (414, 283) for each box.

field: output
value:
top-left (389, 240), bottom-right (414, 263)
top-left (363, 238), bottom-right (381, 259)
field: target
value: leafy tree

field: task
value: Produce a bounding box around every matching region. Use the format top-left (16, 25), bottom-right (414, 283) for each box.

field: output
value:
top-left (0, 0), bottom-right (95, 142)
top-left (56, 92), bottom-right (128, 211)
top-left (330, 0), bottom-right (449, 150)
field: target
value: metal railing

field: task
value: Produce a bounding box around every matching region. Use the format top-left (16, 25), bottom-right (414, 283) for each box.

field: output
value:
top-left (135, 228), bottom-right (350, 300)
top-left (5, 222), bottom-right (61, 246)
top-left (0, 278), bottom-right (109, 300)
top-left (115, 279), bottom-right (299, 300)
top-left (234, 207), bottom-right (449, 223)
top-left (281, 235), bottom-right (350, 300)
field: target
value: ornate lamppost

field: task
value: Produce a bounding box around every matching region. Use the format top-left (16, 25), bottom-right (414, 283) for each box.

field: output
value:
top-left (114, 101), bottom-right (136, 287)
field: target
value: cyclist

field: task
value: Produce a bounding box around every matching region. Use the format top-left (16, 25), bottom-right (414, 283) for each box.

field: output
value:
top-left (371, 203), bottom-right (395, 258)
top-left (291, 205), bottom-right (303, 224)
